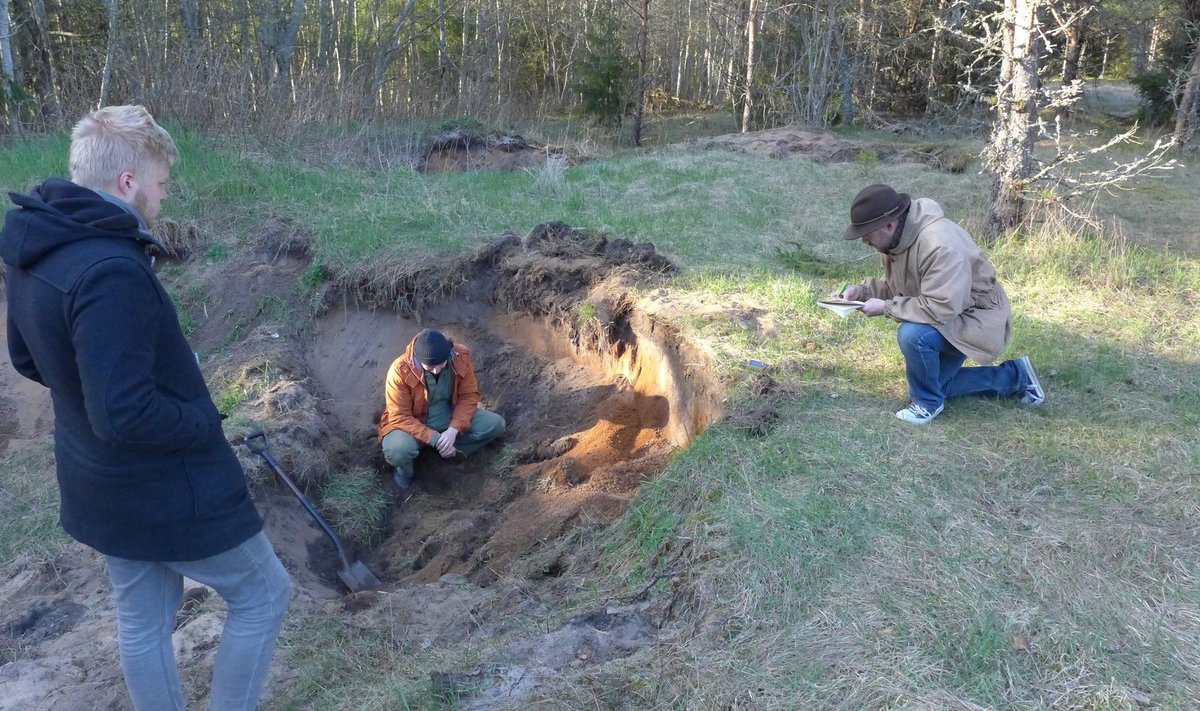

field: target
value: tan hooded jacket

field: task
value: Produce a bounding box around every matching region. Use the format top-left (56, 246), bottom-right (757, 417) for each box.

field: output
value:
top-left (376, 336), bottom-right (481, 444)
top-left (858, 198), bottom-right (1012, 364)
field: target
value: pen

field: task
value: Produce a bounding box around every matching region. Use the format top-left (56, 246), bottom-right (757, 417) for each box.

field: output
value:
top-left (839, 283), bottom-right (848, 298)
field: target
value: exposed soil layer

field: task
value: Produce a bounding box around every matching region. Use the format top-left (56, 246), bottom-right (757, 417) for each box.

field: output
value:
top-left (681, 125), bottom-right (976, 173)
top-left (306, 224), bottom-right (718, 585)
top-left (0, 220), bottom-right (723, 709)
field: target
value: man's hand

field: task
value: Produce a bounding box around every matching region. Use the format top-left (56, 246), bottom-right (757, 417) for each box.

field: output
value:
top-left (435, 427), bottom-right (459, 458)
top-left (860, 298), bottom-right (887, 317)
top-left (840, 284), bottom-right (865, 301)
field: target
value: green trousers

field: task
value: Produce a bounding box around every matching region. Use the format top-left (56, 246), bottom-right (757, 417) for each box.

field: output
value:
top-left (381, 409), bottom-right (506, 479)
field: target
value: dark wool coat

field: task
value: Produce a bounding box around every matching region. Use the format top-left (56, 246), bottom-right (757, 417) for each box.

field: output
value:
top-left (1, 178), bottom-right (262, 561)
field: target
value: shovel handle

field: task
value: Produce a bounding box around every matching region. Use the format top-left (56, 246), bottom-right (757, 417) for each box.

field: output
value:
top-left (242, 432), bottom-right (353, 568)
top-left (244, 431), bottom-right (269, 456)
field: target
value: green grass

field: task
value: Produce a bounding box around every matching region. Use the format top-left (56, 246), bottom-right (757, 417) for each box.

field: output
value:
top-left (319, 468), bottom-right (390, 545)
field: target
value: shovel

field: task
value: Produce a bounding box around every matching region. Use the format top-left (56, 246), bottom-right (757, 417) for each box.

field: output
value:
top-left (244, 432), bottom-right (383, 593)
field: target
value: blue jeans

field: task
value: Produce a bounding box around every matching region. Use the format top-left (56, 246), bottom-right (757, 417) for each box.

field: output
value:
top-left (103, 532), bottom-right (293, 711)
top-left (896, 322), bottom-right (1024, 411)
top-left (382, 408), bottom-right (506, 479)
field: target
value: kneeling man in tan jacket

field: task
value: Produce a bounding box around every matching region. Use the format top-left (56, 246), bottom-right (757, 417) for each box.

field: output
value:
top-left (838, 184), bottom-right (1045, 425)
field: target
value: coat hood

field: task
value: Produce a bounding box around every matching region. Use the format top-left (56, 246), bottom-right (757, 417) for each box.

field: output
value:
top-left (887, 198), bottom-right (944, 256)
top-left (0, 178), bottom-right (147, 269)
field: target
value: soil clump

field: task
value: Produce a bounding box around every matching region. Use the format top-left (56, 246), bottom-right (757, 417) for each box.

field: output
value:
top-left (419, 128), bottom-right (570, 173)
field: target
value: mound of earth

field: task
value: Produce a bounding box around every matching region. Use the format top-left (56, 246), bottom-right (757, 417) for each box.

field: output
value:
top-left (681, 125), bottom-right (976, 173)
top-left (0, 219), bottom-right (728, 709)
top-left (419, 128), bottom-right (570, 173)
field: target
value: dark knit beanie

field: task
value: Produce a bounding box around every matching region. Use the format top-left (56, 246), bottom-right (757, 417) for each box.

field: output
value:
top-left (413, 329), bottom-right (452, 365)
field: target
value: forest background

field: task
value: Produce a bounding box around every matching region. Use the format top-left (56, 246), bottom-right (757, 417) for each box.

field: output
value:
top-left (0, 1), bottom-right (1197, 146)
top-left (3, 0), bottom-right (1200, 232)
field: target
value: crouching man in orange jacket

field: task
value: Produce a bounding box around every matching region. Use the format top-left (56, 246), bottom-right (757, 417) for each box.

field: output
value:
top-left (377, 328), bottom-right (506, 490)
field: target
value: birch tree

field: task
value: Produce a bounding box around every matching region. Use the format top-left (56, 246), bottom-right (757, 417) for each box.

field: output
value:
top-left (0, 0), bottom-right (15, 132)
top-left (741, 0), bottom-right (760, 132)
top-left (985, 0), bottom-right (1041, 236)
top-left (0, 0), bottom-right (13, 90)
top-left (98, 0), bottom-right (118, 107)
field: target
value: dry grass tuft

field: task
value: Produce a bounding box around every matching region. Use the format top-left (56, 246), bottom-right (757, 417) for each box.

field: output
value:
top-left (153, 218), bottom-right (206, 259)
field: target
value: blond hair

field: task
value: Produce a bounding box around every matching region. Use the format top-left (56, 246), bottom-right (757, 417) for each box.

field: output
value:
top-left (69, 105), bottom-right (179, 191)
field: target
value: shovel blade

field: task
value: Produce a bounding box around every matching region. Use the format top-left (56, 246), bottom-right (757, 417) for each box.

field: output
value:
top-left (338, 560), bottom-right (384, 592)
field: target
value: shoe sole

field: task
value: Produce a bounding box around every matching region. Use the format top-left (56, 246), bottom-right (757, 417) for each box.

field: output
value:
top-left (1017, 356), bottom-right (1045, 407)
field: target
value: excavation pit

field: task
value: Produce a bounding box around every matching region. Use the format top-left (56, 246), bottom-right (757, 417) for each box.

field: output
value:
top-left (0, 222), bottom-right (724, 707)
top-left (248, 224), bottom-right (724, 592)
top-left (307, 300), bottom-right (718, 587)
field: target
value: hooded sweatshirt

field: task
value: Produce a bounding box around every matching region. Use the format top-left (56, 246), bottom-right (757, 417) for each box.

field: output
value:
top-left (1, 178), bottom-right (261, 561)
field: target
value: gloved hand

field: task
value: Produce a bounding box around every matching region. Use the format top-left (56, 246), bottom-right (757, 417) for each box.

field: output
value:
top-left (435, 427), bottom-right (459, 458)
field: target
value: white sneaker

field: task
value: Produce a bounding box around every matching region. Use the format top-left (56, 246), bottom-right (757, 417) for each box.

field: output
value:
top-left (1015, 356), bottom-right (1045, 407)
top-left (895, 402), bottom-right (944, 425)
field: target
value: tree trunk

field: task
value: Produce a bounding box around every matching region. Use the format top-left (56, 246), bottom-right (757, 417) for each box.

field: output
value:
top-left (925, 0), bottom-right (948, 111)
top-left (986, 0), bottom-right (1041, 237)
top-left (632, 0), bottom-right (651, 147)
top-left (179, 0), bottom-right (201, 45)
top-left (0, 0), bottom-right (14, 87)
top-left (317, 0), bottom-right (334, 70)
top-left (1173, 45), bottom-right (1200, 148)
top-left (1061, 16), bottom-right (1083, 84)
top-left (836, 7), bottom-right (853, 125)
top-left (1, 0), bottom-right (17, 133)
top-left (368, 0), bottom-right (419, 115)
top-left (1147, 1), bottom-right (1166, 67)
top-left (1056, 0), bottom-right (1088, 121)
top-left (740, 0), bottom-right (759, 132)
top-left (676, 0), bottom-right (693, 97)
top-left (269, 0), bottom-right (306, 91)
top-left (27, 0), bottom-right (63, 122)
top-left (98, 0), bottom-right (118, 107)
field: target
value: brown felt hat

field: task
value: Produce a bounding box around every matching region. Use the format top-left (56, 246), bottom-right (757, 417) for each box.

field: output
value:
top-left (843, 184), bottom-right (911, 239)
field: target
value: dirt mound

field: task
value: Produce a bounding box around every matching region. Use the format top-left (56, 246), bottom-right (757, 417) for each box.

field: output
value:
top-left (419, 128), bottom-right (570, 173)
top-left (682, 125), bottom-right (976, 173)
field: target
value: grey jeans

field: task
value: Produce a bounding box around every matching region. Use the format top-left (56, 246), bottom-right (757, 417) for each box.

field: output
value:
top-left (103, 532), bottom-right (293, 711)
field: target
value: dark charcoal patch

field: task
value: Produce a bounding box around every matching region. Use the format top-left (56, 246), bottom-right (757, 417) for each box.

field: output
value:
top-left (0, 601), bottom-right (88, 661)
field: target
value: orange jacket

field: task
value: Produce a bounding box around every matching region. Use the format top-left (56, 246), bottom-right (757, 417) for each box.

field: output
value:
top-left (377, 337), bottom-right (481, 444)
